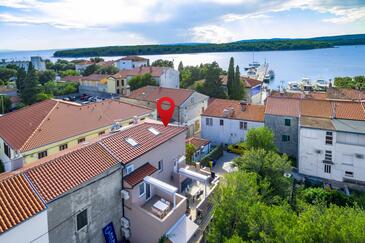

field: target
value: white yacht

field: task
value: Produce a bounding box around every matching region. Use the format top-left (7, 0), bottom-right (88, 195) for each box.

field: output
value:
top-left (314, 79), bottom-right (330, 91)
top-left (288, 81), bottom-right (300, 91)
top-left (300, 78), bottom-right (313, 91)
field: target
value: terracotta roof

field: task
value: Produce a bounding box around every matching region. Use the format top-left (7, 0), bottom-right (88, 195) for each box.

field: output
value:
top-left (0, 174), bottom-right (45, 233)
top-left (75, 60), bottom-right (93, 65)
top-left (301, 99), bottom-right (333, 118)
top-left (127, 86), bottom-right (195, 106)
top-left (25, 143), bottom-right (118, 202)
top-left (100, 122), bottom-right (186, 164)
top-left (0, 99), bottom-right (152, 152)
top-left (328, 88), bottom-right (365, 101)
top-left (124, 163), bottom-right (157, 187)
top-left (186, 137), bottom-right (209, 148)
top-left (60, 75), bottom-right (82, 82)
top-left (80, 74), bottom-right (109, 82)
top-left (265, 96), bottom-right (301, 117)
top-left (202, 99), bottom-right (265, 122)
top-left (119, 56), bottom-right (148, 61)
top-left (300, 116), bottom-right (335, 130)
top-left (97, 60), bottom-right (116, 67)
top-left (333, 101), bottom-right (365, 121)
top-left (218, 75), bottom-right (262, 88)
top-left (112, 66), bottom-right (166, 79)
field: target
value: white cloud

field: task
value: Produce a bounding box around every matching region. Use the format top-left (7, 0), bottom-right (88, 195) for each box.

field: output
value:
top-left (0, 0), bottom-right (170, 29)
top-left (191, 25), bottom-right (235, 43)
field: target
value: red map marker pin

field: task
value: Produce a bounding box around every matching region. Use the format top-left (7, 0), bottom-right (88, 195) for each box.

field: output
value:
top-left (157, 96), bottom-right (175, 127)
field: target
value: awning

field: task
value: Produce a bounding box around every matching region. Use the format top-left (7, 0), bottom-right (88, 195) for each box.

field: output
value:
top-left (144, 176), bottom-right (178, 194)
top-left (179, 168), bottom-right (209, 182)
top-left (167, 215), bottom-right (199, 243)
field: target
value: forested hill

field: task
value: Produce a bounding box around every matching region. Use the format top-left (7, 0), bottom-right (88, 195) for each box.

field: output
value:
top-left (53, 34), bottom-right (365, 58)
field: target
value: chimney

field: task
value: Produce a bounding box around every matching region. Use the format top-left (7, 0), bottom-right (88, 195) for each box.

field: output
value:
top-left (240, 100), bottom-right (248, 111)
top-left (133, 116), bottom-right (139, 124)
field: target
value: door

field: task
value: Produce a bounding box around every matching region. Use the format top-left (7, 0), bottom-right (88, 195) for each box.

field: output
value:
top-left (145, 183), bottom-right (151, 200)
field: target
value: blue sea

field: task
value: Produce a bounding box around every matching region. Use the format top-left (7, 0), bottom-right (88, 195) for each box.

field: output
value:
top-left (1, 45), bottom-right (364, 89)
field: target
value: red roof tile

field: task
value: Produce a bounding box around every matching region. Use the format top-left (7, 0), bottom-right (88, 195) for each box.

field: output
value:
top-left (60, 76), bottom-right (82, 82)
top-left (186, 137), bottom-right (209, 148)
top-left (333, 101), bottom-right (365, 121)
top-left (265, 97), bottom-right (301, 117)
top-left (100, 123), bottom-right (186, 164)
top-left (202, 99), bottom-right (265, 122)
top-left (0, 99), bottom-right (152, 152)
top-left (0, 174), bottom-right (45, 233)
top-left (124, 163), bottom-right (156, 187)
top-left (219, 75), bottom-right (262, 88)
top-left (127, 86), bottom-right (195, 106)
top-left (112, 66), bottom-right (166, 79)
top-left (119, 56), bottom-right (148, 61)
top-left (80, 74), bottom-right (109, 81)
top-left (25, 143), bottom-right (118, 202)
top-left (301, 99), bottom-right (333, 118)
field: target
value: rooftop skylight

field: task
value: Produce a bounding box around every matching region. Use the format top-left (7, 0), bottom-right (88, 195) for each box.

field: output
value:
top-left (148, 127), bottom-right (160, 135)
top-left (125, 137), bottom-right (138, 147)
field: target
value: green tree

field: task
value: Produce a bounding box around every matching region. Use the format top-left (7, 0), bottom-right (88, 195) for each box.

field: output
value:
top-left (230, 65), bottom-right (244, 100)
top-left (59, 69), bottom-right (79, 77)
top-left (16, 68), bottom-right (26, 92)
top-left (227, 57), bottom-right (235, 97)
top-left (151, 59), bottom-right (174, 68)
top-left (198, 62), bottom-right (226, 98)
top-left (38, 70), bottom-right (56, 85)
top-left (0, 95), bottom-right (11, 114)
top-left (234, 149), bottom-right (292, 202)
top-left (128, 73), bottom-right (157, 91)
top-left (245, 127), bottom-right (276, 151)
top-left (83, 64), bottom-right (99, 76)
top-left (21, 63), bottom-right (40, 105)
top-left (36, 92), bottom-right (53, 101)
top-left (178, 61), bottom-right (184, 72)
top-left (96, 65), bottom-right (119, 75)
top-left (90, 57), bottom-right (104, 63)
top-left (186, 143), bottom-right (197, 165)
top-left (51, 59), bottom-right (75, 72)
top-left (0, 67), bottom-right (17, 81)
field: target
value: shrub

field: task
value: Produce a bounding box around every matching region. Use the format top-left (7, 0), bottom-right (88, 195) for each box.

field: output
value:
top-left (227, 142), bottom-right (247, 154)
top-left (300, 187), bottom-right (353, 207)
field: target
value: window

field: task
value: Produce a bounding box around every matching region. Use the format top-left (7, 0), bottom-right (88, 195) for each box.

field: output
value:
top-left (125, 137), bottom-right (138, 146)
top-left (240, 121), bottom-right (248, 130)
top-left (148, 127), bottom-right (160, 135)
top-left (206, 118), bottom-right (213, 126)
top-left (345, 171), bottom-right (354, 177)
top-left (116, 80), bottom-right (120, 87)
top-left (139, 183), bottom-right (145, 197)
top-left (98, 131), bottom-right (105, 136)
top-left (285, 119), bottom-right (291, 126)
top-left (282, 135), bottom-right (290, 142)
top-left (125, 164), bottom-right (134, 175)
top-left (76, 209), bottom-right (88, 231)
top-left (158, 160), bottom-right (163, 172)
top-left (325, 150), bottom-right (332, 161)
top-left (78, 138), bottom-right (85, 144)
top-left (4, 143), bottom-right (11, 158)
top-left (325, 131), bottom-right (333, 145)
top-left (38, 150), bottom-right (48, 159)
top-left (324, 164), bottom-right (331, 174)
top-left (59, 144), bottom-right (68, 151)
top-left (220, 119), bottom-right (224, 126)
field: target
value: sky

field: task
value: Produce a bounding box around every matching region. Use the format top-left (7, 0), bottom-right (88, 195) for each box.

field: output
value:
top-left (0, 0), bottom-right (364, 50)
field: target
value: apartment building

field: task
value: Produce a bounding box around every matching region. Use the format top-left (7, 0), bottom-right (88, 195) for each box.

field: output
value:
top-left (299, 100), bottom-right (365, 183)
top-left (121, 86), bottom-right (209, 136)
top-left (0, 121), bottom-right (214, 243)
top-left (115, 56), bottom-right (149, 70)
top-left (78, 74), bottom-right (110, 95)
top-left (201, 99), bottom-right (265, 145)
top-left (0, 99), bottom-right (154, 171)
top-left (264, 96), bottom-right (301, 158)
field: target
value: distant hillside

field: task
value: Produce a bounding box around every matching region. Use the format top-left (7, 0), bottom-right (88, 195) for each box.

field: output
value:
top-left (53, 34), bottom-right (365, 58)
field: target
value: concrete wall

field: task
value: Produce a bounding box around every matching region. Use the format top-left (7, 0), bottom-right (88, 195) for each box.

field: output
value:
top-left (47, 164), bottom-right (123, 243)
top-left (264, 114), bottom-right (298, 158)
top-left (116, 60), bottom-right (148, 70)
top-left (299, 127), bottom-right (365, 182)
top-left (0, 210), bottom-right (49, 243)
top-left (159, 69), bottom-right (179, 89)
top-left (201, 115), bottom-right (264, 145)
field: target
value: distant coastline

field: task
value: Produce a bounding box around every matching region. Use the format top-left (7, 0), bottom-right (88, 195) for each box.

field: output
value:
top-left (53, 34), bottom-right (365, 58)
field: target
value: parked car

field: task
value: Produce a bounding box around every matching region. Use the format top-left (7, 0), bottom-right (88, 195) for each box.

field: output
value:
top-left (69, 96), bottom-right (76, 101)
top-left (63, 97), bottom-right (70, 101)
top-left (80, 94), bottom-right (90, 101)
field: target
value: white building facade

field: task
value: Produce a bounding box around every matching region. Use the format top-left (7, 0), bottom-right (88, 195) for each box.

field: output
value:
top-left (299, 118), bottom-right (365, 183)
top-left (115, 57), bottom-right (149, 70)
